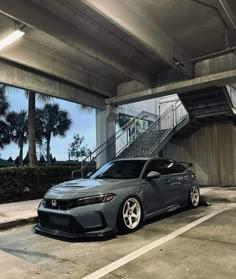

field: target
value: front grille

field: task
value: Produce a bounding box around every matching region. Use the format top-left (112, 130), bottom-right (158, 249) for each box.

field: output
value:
top-left (38, 211), bottom-right (84, 233)
top-left (43, 199), bottom-right (77, 210)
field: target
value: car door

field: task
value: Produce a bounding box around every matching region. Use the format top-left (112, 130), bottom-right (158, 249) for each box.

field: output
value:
top-left (164, 162), bottom-right (188, 206)
top-left (141, 159), bottom-right (169, 214)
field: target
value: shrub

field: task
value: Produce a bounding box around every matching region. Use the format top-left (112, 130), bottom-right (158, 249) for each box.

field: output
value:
top-left (0, 163), bottom-right (96, 204)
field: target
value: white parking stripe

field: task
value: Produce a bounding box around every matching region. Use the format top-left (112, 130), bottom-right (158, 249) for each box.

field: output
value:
top-left (82, 207), bottom-right (228, 279)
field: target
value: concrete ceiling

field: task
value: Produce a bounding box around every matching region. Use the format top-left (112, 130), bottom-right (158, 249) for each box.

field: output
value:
top-left (0, 0), bottom-right (235, 108)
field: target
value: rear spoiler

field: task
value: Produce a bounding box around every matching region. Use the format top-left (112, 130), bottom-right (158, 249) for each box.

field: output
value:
top-left (177, 161), bottom-right (193, 168)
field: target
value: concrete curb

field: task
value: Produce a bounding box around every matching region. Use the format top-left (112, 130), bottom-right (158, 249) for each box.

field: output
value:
top-left (0, 216), bottom-right (38, 231)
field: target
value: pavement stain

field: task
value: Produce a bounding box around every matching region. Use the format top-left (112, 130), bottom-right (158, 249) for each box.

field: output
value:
top-left (1, 246), bottom-right (88, 271)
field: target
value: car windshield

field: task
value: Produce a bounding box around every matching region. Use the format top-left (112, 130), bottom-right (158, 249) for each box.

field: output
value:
top-left (90, 160), bottom-right (147, 179)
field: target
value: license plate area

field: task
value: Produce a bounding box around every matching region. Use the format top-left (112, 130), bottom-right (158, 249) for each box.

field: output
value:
top-left (38, 211), bottom-right (84, 233)
top-left (50, 216), bottom-right (70, 228)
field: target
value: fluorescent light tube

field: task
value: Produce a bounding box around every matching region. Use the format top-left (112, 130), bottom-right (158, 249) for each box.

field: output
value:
top-left (0, 30), bottom-right (25, 50)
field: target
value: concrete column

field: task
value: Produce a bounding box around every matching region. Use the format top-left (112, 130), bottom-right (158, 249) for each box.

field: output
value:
top-left (96, 105), bottom-right (118, 167)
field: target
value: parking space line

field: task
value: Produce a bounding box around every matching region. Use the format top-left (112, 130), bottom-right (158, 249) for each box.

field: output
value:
top-left (82, 207), bottom-right (228, 279)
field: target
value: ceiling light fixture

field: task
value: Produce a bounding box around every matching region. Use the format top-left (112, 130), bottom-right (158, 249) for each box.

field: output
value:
top-left (0, 30), bottom-right (25, 51)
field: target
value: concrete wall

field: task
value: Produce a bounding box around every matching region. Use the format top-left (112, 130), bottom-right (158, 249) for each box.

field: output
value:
top-left (162, 121), bottom-right (236, 186)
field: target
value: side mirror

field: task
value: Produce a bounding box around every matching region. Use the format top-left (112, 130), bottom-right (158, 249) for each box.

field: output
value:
top-left (146, 171), bottom-right (161, 180)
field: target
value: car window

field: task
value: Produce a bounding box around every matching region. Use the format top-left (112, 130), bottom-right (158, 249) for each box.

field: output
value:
top-left (90, 160), bottom-right (147, 179)
top-left (167, 163), bottom-right (186, 174)
top-left (143, 159), bottom-right (171, 176)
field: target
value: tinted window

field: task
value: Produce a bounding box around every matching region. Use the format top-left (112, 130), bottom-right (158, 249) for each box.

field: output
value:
top-left (90, 160), bottom-right (146, 179)
top-left (144, 159), bottom-right (172, 176)
top-left (144, 160), bottom-right (187, 176)
top-left (167, 163), bottom-right (186, 174)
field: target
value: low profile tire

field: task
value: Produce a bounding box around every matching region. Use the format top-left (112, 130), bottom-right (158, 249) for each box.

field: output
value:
top-left (188, 185), bottom-right (200, 208)
top-left (117, 197), bottom-right (142, 234)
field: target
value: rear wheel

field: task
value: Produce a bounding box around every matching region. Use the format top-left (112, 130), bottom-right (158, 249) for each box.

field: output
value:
top-left (117, 197), bottom-right (142, 233)
top-left (189, 185), bottom-right (200, 207)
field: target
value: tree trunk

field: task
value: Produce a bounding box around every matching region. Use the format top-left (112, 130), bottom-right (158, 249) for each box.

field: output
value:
top-left (46, 135), bottom-right (51, 165)
top-left (19, 144), bottom-right (23, 166)
top-left (28, 91), bottom-right (37, 166)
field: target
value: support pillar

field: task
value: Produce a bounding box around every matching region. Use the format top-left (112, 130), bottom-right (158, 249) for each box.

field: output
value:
top-left (96, 105), bottom-right (118, 167)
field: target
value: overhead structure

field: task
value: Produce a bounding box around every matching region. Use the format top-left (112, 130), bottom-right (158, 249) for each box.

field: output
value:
top-left (0, 0), bottom-right (235, 108)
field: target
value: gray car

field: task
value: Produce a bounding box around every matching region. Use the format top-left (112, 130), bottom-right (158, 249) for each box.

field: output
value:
top-left (35, 158), bottom-right (200, 238)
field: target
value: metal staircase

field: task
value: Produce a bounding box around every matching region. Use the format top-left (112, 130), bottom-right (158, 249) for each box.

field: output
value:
top-left (178, 86), bottom-right (236, 119)
top-left (118, 102), bottom-right (188, 158)
top-left (72, 110), bottom-right (158, 178)
top-left (175, 86), bottom-right (236, 137)
top-left (73, 86), bottom-right (236, 178)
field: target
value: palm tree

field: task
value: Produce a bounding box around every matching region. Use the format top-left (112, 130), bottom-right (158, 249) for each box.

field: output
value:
top-left (0, 85), bottom-right (9, 116)
top-left (37, 103), bottom-right (72, 165)
top-left (0, 85), bottom-right (10, 149)
top-left (26, 90), bottom-right (53, 166)
top-left (6, 110), bottom-right (28, 166)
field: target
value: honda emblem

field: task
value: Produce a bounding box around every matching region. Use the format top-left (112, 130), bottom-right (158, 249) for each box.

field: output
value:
top-left (51, 200), bottom-right (57, 207)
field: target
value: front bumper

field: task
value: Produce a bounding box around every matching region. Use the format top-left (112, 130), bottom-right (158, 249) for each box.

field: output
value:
top-left (35, 223), bottom-right (115, 239)
top-left (35, 199), bottom-right (119, 238)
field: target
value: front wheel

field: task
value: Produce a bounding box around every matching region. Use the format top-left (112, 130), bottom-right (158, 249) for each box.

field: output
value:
top-left (188, 185), bottom-right (200, 207)
top-left (117, 197), bottom-right (142, 233)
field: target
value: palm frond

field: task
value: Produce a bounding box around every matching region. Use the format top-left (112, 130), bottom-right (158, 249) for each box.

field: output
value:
top-left (37, 93), bottom-right (54, 103)
top-left (78, 104), bottom-right (93, 113)
top-left (25, 90), bottom-right (54, 103)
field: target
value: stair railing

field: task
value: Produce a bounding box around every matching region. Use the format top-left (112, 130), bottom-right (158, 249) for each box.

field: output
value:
top-left (148, 100), bottom-right (188, 156)
top-left (116, 105), bottom-right (175, 158)
top-left (72, 110), bottom-right (154, 178)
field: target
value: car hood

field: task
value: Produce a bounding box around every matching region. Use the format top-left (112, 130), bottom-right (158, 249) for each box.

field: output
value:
top-left (45, 178), bottom-right (135, 199)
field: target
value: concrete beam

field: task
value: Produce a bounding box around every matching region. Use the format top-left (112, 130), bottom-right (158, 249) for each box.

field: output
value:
top-left (0, 0), bottom-right (155, 86)
top-left (0, 36), bottom-right (115, 98)
top-left (83, 0), bottom-right (193, 77)
top-left (106, 68), bottom-right (236, 105)
top-left (195, 53), bottom-right (236, 76)
top-left (219, 0), bottom-right (236, 30)
top-left (0, 59), bottom-right (105, 109)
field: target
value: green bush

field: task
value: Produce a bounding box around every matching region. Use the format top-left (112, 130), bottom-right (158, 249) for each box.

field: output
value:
top-left (0, 164), bottom-right (96, 204)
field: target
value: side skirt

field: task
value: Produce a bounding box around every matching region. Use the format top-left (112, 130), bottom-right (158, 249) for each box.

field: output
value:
top-left (143, 204), bottom-right (183, 221)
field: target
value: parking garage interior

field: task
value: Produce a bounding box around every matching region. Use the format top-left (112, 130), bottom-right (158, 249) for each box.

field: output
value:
top-left (0, 0), bottom-right (236, 278)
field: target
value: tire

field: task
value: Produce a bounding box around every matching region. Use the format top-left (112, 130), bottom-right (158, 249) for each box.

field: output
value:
top-left (117, 197), bottom-right (142, 233)
top-left (188, 185), bottom-right (200, 208)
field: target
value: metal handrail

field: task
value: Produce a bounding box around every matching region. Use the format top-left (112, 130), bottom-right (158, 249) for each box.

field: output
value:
top-left (79, 110), bottom-right (146, 162)
top-left (117, 105), bottom-right (174, 156)
top-left (115, 105), bottom-right (176, 159)
top-left (149, 114), bottom-right (188, 157)
top-left (72, 110), bottom-right (156, 178)
top-left (148, 101), bottom-right (188, 156)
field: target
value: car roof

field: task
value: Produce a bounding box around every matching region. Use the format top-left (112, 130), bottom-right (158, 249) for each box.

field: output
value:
top-left (113, 157), bottom-right (173, 162)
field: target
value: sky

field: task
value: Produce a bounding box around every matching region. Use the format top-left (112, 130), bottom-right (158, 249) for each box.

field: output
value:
top-left (0, 88), bottom-right (96, 161)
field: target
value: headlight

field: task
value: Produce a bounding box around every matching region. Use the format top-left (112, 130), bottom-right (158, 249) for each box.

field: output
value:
top-left (38, 199), bottom-right (45, 208)
top-left (77, 194), bottom-right (115, 207)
